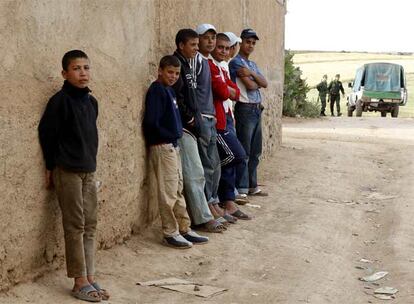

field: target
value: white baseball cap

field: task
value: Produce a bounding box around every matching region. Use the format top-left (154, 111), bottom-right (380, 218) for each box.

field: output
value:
top-left (195, 23), bottom-right (217, 35)
top-left (223, 32), bottom-right (242, 46)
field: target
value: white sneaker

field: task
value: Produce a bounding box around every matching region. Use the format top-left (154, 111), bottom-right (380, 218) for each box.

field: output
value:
top-left (248, 188), bottom-right (269, 196)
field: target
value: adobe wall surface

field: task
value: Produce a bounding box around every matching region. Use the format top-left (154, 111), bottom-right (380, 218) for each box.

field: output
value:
top-left (0, 0), bottom-right (285, 289)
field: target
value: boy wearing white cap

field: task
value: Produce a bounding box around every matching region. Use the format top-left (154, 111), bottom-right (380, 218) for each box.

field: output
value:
top-left (192, 24), bottom-right (227, 222)
top-left (223, 32), bottom-right (242, 60)
top-left (220, 32), bottom-right (249, 205)
top-left (209, 33), bottom-right (251, 220)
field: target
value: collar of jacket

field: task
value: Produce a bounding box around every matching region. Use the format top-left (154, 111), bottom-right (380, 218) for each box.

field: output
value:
top-left (174, 50), bottom-right (191, 67)
top-left (62, 80), bottom-right (91, 98)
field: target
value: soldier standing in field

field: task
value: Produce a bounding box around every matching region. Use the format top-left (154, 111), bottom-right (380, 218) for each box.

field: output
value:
top-left (328, 74), bottom-right (345, 117)
top-left (316, 74), bottom-right (328, 116)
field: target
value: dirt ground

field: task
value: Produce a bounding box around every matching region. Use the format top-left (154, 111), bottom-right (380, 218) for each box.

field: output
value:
top-left (1, 117), bottom-right (414, 304)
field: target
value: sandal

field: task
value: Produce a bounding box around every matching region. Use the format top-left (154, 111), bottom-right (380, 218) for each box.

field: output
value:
top-left (91, 282), bottom-right (110, 301)
top-left (230, 209), bottom-right (252, 220)
top-left (215, 216), bottom-right (230, 227)
top-left (204, 220), bottom-right (227, 232)
top-left (223, 213), bottom-right (237, 224)
top-left (72, 284), bottom-right (101, 302)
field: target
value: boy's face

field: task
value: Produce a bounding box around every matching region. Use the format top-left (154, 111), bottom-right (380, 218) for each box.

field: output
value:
top-left (239, 37), bottom-right (257, 56)
top-left (179, 38), bottom-right (199, 59)
top-left (228, 44), bottom-right (239, 60)
top-left (62, 57), bottom-right (90, 88)
top-left (212, 39), bottom-right (230, 62)
top-left (158, 65), bottom-right (180, 87)
top-left (198, 30), bottom-right (216, 56)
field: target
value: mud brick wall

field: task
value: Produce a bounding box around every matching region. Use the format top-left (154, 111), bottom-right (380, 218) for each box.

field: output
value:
top-left (0, 0), bottom-right (285, 289)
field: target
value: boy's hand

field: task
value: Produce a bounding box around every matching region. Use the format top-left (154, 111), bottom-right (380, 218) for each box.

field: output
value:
top-left (228, 86), bottom-right (237, 99)
top-left (237, 67), bottom-right (251, 78)
top-left (45, 170), bottom-right (54, 189)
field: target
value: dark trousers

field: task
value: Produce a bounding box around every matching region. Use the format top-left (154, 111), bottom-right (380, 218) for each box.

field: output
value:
top-left (329, 94), bottom-right (341, 114)
top-left (216, 114), bottom-right (247, 202)
top-left (320, 95), bottom-right (327, 113)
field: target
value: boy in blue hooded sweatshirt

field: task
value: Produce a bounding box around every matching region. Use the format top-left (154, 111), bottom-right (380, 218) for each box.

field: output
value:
top-left (143, 55), bottom-right (208, 249)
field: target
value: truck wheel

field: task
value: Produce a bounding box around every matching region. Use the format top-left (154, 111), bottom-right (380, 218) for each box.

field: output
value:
top-left (355, 100), bottom-right (363, 117)
top-left (347, 106), bottom-right (354, 117)
top-left (391, 105), bottom-right (399, 118)
top-left (381, 112), bottom-right (387, 117)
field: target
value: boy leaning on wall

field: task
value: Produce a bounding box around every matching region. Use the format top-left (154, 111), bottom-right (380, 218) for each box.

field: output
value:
top-left (229, 29), bottom-right (269, 197)
top-left (209, 33), bottom-right (251, 220)
top-left (38, 50), bottom-right (109, 302)
top-left (142, 55), bottom-right (209, 249)
top-left (172, 29), bottom-right (227, 233)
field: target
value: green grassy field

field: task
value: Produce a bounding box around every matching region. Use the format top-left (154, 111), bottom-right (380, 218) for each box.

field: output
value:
top-left (292, 52), bottom-right (414, 117)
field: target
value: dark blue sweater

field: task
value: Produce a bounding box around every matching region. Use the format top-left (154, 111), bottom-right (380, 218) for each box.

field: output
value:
top-left (143, 81), bottom-right (183, 146)
top-left (38, 81), bottom-right (98, 172)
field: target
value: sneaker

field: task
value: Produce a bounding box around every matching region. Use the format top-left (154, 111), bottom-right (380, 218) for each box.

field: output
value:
top-left (163, 235), bottom-right (193, 249)
top-left (248, 188), bottom-right (269, 196)
top-left (236, 193), bottom-right (248, 199)
top-left (181, 231), bottom-right (209, 245)
top-left (337, 112), bottom-right (342, 117)
top-left (235, 193), bottom-right (249, 205)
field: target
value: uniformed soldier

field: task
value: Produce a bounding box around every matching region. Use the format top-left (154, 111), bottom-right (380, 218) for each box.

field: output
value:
top-left (316, 74), bottom-right (329, 116)
top-left (328, 74), bottom-right (345, 116)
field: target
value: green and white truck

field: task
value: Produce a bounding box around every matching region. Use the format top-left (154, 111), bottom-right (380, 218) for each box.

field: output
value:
top-left (347, 62), bottom-right (407, 117)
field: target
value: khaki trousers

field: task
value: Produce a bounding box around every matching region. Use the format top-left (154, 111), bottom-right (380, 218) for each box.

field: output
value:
top-left (149, 144), bottom-right (191, 237)
top-left (53, 167), bottom-right (97, 278)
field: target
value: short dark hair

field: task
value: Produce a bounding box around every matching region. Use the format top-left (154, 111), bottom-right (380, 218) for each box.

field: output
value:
top-left (159, 55), bottom-right (181, 69)
top-left (62, 50), bottom-right (89, 71)
top-left (216, 33), bottom-right (230, 42)
top-left (175, 29), bottom-right (199, 48)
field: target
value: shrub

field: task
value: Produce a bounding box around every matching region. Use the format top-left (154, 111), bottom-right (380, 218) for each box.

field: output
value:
top-left (283, 51), bottom-right (319, 117)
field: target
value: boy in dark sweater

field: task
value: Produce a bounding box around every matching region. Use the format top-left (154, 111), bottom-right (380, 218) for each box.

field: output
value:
top-left (143, 55), bottom-right (208, 248)
top-left (38, 50), bottom-right (109, 302)
top-left (172, 29), bottom-right (226, 233)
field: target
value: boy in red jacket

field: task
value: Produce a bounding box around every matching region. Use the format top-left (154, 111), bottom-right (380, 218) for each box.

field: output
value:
top-left (208, 33), bottom-right (251, 220)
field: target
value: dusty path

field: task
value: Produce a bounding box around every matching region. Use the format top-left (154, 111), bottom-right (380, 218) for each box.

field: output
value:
top-left (1, 117), bottom-right (414, 304)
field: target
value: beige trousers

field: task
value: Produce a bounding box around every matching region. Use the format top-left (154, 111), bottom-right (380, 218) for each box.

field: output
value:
top-left (149, 144), bottom-right (191, 237)
top-left (53, 167), bottom-right (97, 278)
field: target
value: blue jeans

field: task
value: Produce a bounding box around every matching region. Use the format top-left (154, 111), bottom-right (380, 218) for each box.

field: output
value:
top-left (197, 116), bottom-right (221, 204)
top-left (234, 103), bottom-right (262, 193)
top-left (178, 132), bottom-right (214, 225)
